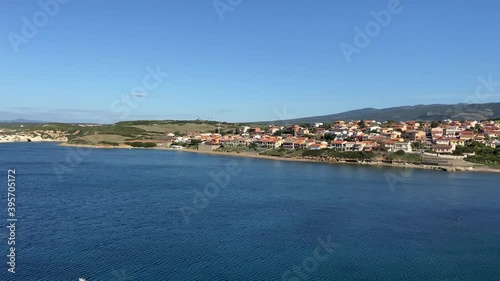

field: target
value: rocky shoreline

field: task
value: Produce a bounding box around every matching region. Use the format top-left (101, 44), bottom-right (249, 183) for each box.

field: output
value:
top-left (0, 135), bottom-right (67, 143)
top-left (0, 138), bottom-right (67, 143)
top-left (2, 141), bottom-right (496, 173)
top-left (53, 142), bottom-right (500, 174)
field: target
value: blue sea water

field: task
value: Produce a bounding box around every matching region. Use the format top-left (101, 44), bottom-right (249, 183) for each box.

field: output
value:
top-left (0, 142), bottom-right (499, 281)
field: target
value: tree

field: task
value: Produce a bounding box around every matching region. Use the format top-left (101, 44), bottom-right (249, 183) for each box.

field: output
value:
top-left (273, 130), bottom-right (283, 136)
top-left (125, 142), bottom-right (157, 148)
top-left (189, 139), bottom-right (203, 145)
top-left (394, 150), bottom-right (405, 156)
top-left (411, 141), bottom-right (424, 150)
top-left (474, 124), bottom-right (482, 133)
top-left (323, 133), bottom-right (336, 141)
top-left (358, 120), bottom-right (366, 129)
top-left (431, 121), bottom-right (440, 128)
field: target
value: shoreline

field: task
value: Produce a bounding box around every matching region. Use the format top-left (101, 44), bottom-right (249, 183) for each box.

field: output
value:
top-left (56, 142), bottom-right (500, 174)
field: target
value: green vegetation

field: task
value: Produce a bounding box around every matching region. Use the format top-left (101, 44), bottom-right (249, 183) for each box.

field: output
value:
top-left (98, 141), bottom-right (120, 146)
top-left (302, 149), bottom-right (375, 160)
top-left (189, 139), bottom-right (203, 145)
top-left (411, 141), bottom-right (425, 150)
top-left (454, 142), bottom-right (500, 166)
top-left (430, 121), bottom-right (440, 128)
top-left (394, 150), bottom-right (405, 156)
top-left (326, 150), bottom-right (375, 160)
top-left (257, 148), bottom-right (423, 164)
top-left (216, 146), bottom-right (250, 154)
top-left (124, 142), bottom-right (157, 148)
top-left (388, 151), bottom-right (422, 163)
top-left (259, 148), bottom-right (303, 157)
top-left (322, 134), bottom-right (336, 141)
top-left (71, 139), bottom-right (90, 145)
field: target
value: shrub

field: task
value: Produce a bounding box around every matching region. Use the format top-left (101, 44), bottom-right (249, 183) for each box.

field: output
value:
top-left (124, 142), bottom-right (157, 148)
top-left (394, 150), bottom-right (405, 156)
top-left (98, 141), bottom-right (120, 146)
top-left (71, 139), bottom-right (90, 145)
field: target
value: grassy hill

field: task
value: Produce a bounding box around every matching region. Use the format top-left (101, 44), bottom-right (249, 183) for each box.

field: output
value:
top-left (0, 120), bottom-right (244, 145)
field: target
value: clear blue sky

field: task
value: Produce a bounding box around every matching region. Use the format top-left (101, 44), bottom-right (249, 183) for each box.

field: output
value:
top-left (1, 0), bottom-right (499, 123)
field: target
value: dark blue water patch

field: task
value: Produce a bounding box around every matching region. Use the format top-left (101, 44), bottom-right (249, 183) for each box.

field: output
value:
top-left (0, 143), bottom-right (499, 280)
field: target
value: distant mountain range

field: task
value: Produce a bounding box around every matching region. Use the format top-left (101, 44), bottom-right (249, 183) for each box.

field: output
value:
top-left (258, 103), bottom-right (500, 124)
top-left (0, 118), bottom-right (45, 124)
top-left (2, 103), bottom-right (500, 125)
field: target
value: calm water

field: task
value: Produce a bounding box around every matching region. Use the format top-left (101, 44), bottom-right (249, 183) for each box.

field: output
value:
top-left (0, 143), bottom-right (499, 281)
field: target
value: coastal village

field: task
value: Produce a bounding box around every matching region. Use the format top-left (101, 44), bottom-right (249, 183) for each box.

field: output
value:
top-left (161, 119), bottom-right (500, 155)
top-left (1, 120), bottom-right (500, 155)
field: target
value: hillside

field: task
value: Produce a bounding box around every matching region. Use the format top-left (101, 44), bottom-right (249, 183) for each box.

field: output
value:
top-left (0, 120), bottom-right (244, 145)
top-left (258, 103), bottom-right (500, 124)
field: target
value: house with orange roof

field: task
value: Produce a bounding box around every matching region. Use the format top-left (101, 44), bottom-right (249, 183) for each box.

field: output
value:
top-left (385, 140), bottom-right (412, 152)
top-left (484, 126), bottom-right (500, 138)
top-left (360, 140), bottom-right (378, 151)
top-left (449, 139), bottom-right (465, 149)
top-left (444, 125), bottom-right (462, 138)
top-left (459, 130), bottom-right (475, 140)
top-left (254, 137), bottom-right (284, 149)
top-left (432, 144), bottom-right (453, 154)
top-left (309, 143), bottom-right (327, 150)
top-left (344, 141), bottom-right (365, 151)
top-left (282, 138), bottom-right (299, 150)
top-left (431, 128), bottom-right (444, 140)
top-left (294, 139), bottom-right (308, 149)
top-left (391, 123), bottom-right (407, 131)
top-left (402, 130), bottom-right (426, 142)
top-left (330, 140), bottom-right (347, 150)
